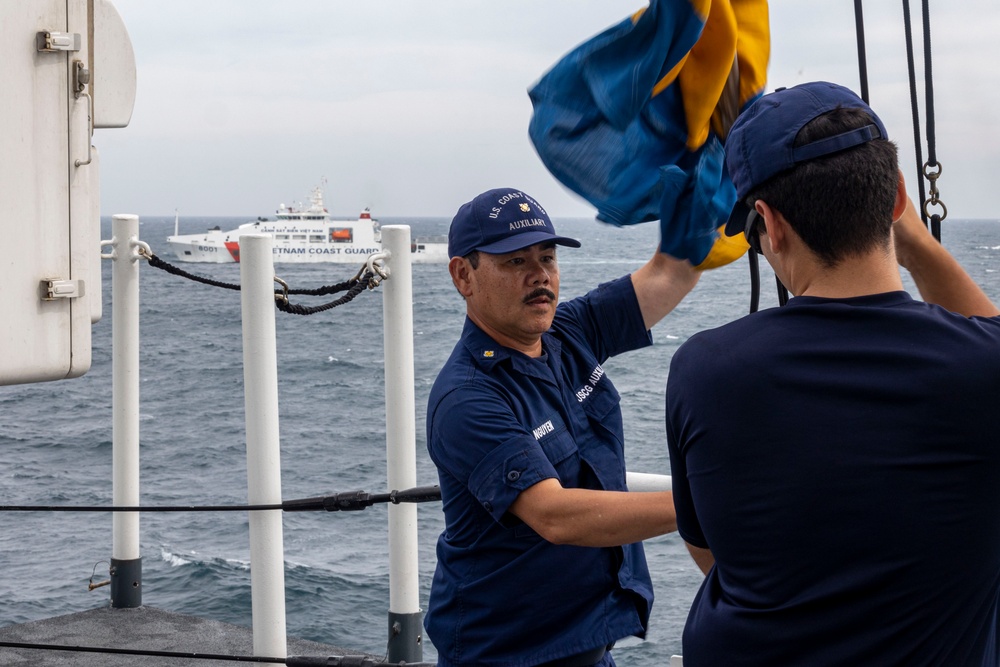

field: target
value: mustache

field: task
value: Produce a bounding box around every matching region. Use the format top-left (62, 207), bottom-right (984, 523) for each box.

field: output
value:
top-left (523, 288), bottom-right (556, 304)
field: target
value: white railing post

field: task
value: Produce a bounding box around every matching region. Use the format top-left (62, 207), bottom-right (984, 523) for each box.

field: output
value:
top-left (625, 472), bottom-right (672, 492)
top-left (380, 226), bottom-right (423, 662)
top-left (110, 214), bottom-right (142, 608)
top-left (240, 234), bottom-right (287, 658)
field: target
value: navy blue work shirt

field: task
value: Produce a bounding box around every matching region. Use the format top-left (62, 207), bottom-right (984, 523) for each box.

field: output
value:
top-left (667, 293), bottom-right (1000, 666)
top-left (425, 275), bottom-right (655, 667)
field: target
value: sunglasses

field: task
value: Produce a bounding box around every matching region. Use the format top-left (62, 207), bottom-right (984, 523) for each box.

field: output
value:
top-left (744, 210), bottom-right (764, 254)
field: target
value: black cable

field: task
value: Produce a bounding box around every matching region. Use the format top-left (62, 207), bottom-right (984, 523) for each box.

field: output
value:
top-left (901, 0), bottom-right (929, 227)
top-left (853, 0), bottom-right (870, 103)
top-left (0, 502), bottom-right (284, 512)
top-left (776, 277), bottom-right (789, 307)
top-left (0, 486), bottom-right (442, 513)
top-left (920, 0), bottom-right (937, 168)
top-left (0, 639), bottom-right (282, 662)
top-left (0, 642), bottom-right (435, 666)
top-left (748, 248), bottom-right (760, 314)
top-left (145, 254), bottom-right (372, 301)
top-left (289, 658), bottom-right (435, 667)
top-left (275, 278), bottom-right (371, 315)
top-left (146, 253), bottom-right (242, 291)
top-left (920, 0), bottom-right (942, 242)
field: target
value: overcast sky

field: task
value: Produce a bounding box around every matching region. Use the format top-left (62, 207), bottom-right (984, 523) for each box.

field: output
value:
top-left (96, 1), bottom-right (1000, 221)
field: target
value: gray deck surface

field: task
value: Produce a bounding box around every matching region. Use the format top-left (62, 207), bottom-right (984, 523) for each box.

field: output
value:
top-left (0, 605), bottom-right (373, 666)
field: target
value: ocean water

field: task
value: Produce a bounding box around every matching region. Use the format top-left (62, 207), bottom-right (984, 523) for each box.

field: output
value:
top-left (0, 214), bottom-right (998, 665)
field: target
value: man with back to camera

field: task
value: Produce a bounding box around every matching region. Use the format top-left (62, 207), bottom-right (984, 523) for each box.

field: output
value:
top-left (424, 187), bottom-right (703, 666)
top-left (666, 81), bottom-right (1000, 666)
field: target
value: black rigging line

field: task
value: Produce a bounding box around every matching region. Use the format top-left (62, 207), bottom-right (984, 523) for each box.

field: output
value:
top-left (853, 0), bottom-right (870, 103)
top-left (902, 0), bottom-right (929, 227)
top-left (747, 248), bottom-right (761, 314)
top-left (920, 0), bottom-right (943, 242)
top-left (143, 252), bottom-right (381, 314)
top-left (0, 640), bottom-right (281, 663)
top-left (920, 0), bottom-right (938, 169)
top-left (0, 641), bottom-right (436, 666)
top-left (0, 486), bottom-right (442, 513)
top-left (145, 253), bottom-right (366, 296)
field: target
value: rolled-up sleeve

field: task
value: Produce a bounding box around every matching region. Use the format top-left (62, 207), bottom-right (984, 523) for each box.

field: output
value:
top-left (429, 385), bottom-right (560, 522)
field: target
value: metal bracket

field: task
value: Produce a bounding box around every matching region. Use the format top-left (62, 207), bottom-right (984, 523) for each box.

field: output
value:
top-left (73, 59), bottom-right (94, 167)
top-left (36, 31), bottom-right (81, 53)
top-left (42, 279), bottom-right (85, 301)
top-left (74, 60), bottom-right (91, 97)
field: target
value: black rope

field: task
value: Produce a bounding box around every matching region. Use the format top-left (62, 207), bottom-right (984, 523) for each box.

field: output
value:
top-left (285, 655), bottom-right (437, 667)
top-left (288, 658), bottom-right (434, 667)
top-left (0, 641), bottom-right (434, 666)
top-left (776, 276), bottom-right (789, 307)
top-left (901, 0), bottom-right (945, 241)
top-left (144, 252), bottom-right (381, 314)
top-left (146, 252), bottom-right (242, 291)
top-left (920, 0), bottom-right (937, 169)
top-left (920, 0), bottom-right (943, 242)
top-left (0, 486), bottom-right (442, 513)
top-left (853, 0), bottom-right (870, 103)
top-left (0, 640), bottom-right (281, 663)
top-left (747, 248), bottom-right (761, 314)
top-left (746, 247), bottom-right (791, 313)
top-left (275, 278), bottom-right (371, 316)
top-left (901, 0), bottom-right (929, 227)
top-left (284, 278), bottom-right (367, 297)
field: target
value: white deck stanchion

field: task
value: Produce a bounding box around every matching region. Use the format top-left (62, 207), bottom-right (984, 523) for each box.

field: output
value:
top-left (240, 234), bottom-right (287, 658)
top-left (111, 214), bottom-right (142, 607)
top-left (380, 226), bottom-right (423, 662)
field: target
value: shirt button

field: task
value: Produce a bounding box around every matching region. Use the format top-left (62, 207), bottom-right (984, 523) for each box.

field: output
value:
top-left (483, 501), bottom-right (493, 512)
top-left (507, 470), bottom-right (521, 482)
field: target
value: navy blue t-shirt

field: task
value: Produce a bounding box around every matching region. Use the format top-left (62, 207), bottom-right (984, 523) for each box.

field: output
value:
top-left (425, 275), bottom-right (653, 666)
top-left (666, 291), bottom-right (1000, 666)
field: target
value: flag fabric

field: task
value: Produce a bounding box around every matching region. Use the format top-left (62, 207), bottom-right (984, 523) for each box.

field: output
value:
top-left (528, 0), bottom-right (769, 268)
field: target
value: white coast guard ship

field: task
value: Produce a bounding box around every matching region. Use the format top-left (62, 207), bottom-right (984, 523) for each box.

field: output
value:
top-left (166, 186), bottom-right (448, 264)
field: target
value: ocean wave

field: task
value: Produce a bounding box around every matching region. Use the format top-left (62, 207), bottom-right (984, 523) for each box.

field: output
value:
top-left (160, 546), bottom-right (193, 567)
top-left (159, 545), bottom-right (251, 572)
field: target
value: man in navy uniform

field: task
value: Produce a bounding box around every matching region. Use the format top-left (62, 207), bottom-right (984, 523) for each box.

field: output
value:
top-left (667, 82), bottom-right (1000, 666)
top-left (425, 187), bottom-right (700, 666)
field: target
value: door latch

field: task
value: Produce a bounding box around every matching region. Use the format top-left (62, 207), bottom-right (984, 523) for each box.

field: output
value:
top-left (36, 32), bottom-right (81, 53)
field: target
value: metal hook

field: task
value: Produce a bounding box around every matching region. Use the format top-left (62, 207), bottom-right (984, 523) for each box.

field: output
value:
top-left (273, 276), bottom-right (290, 304)
top-left (921, 161), bottom-right (947, 222)
top-left (351, 261), bottom-right (370, 284)
top-left (131, 239), bottom-right (152, 262)
top-left (922, 198), bottom-right (948, 222)
top-left (366, 251), bottom-right (391, 288)
top-left (88, 560), bottom-right (110, 591)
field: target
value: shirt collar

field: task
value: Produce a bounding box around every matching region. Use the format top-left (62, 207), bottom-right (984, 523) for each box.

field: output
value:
top-left (459, 317), bottom-right (563, 381)
top-left (786, 290), bottom-right (914, 309)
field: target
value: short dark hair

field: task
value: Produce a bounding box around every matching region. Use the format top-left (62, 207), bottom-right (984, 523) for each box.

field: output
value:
top-left (452, 251), bottom-right (481, 298)
top-left (747, 106), bottom-right (899, 267)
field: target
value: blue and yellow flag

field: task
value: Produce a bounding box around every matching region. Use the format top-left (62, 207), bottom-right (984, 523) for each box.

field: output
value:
top-left (529, 0), bottom-right (769, 268)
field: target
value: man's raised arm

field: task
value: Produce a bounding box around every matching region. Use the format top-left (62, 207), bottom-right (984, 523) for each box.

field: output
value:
top-left (893, 192), bottom-right (1000, 318)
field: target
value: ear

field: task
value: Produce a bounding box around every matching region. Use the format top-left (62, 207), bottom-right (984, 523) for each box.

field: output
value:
top-left (754, 199), bottom-right (787, 254)
top-left (892, 169), bottom-right (908, 221)
top-left (449, 256), bottom-right (474, 297)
